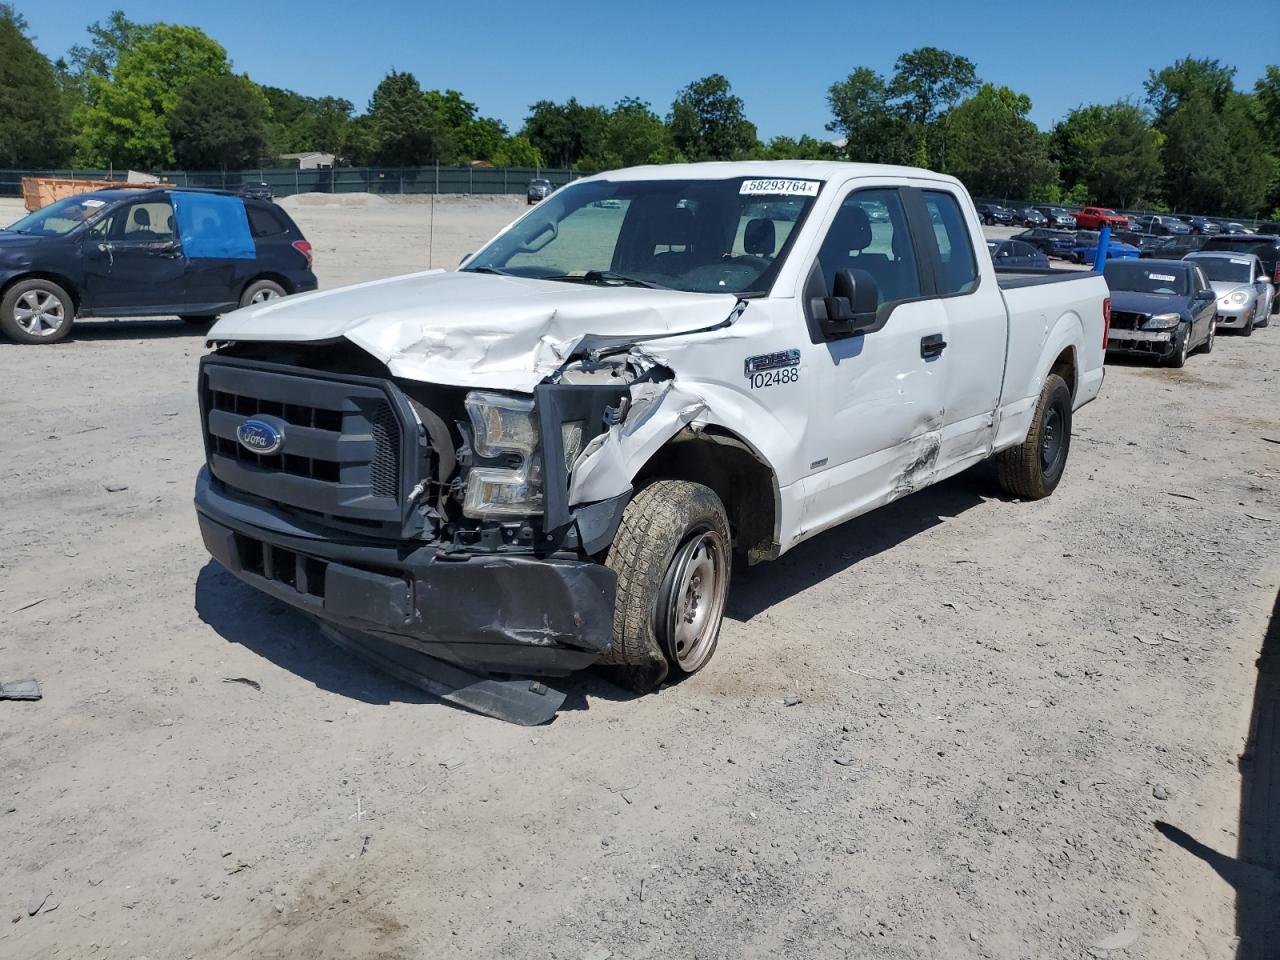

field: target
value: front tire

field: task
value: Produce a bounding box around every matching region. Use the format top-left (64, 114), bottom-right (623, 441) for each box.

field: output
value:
top-left (1241, 315), bottom-right (1254, 337)
top-left (603, 480), bottom-right (732, 692)
top-left (996, 373), bottom-right (1072, 500)
top-left (1, 278), bottom-right (74, 344)
top-left (1199, 320), bottom-right (1216, 354)
top-left (1165, 326), bottom-right (1190, 368)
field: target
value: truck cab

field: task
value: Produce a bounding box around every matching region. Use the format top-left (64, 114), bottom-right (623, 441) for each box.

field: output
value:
top-left (194, 162), bottom-right (1109, 723)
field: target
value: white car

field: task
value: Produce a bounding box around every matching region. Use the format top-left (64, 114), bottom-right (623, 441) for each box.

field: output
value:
top-left (1183, 251), bottom-right (1274, 334)
top-left (195, 161), bottom-right (1108, 723)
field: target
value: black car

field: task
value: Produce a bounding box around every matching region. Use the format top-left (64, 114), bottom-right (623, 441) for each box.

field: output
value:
top-left (1185, 216), bottom-right (1222, 236)
top-left (1103, 258), bottom-right (1218, 367)
top-left (1114, 230), bottom-right (1162, 251)
top-left (987, 238), bottom-right (1050, 269)
top-left (975, 203), bottom-right (1014, 225)
top-left (1201, 234), bottom-right (1280, 312)
top-left (1145, 215), bottom-right (1192, 236)
top-left (1013, 227), bottom-right (1075, 259)
top-left (1011, 205), bottom-right (1048, 227)
top-left (0, 188), bottom-right (316, 344)
top-left (1139, 234), bottom-right (1207, 259)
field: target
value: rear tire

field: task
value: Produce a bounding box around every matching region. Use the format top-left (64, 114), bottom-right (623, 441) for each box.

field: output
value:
top-left (602, 480), bottom-right (732, 693)
top-left (0, 278), bottom-right (74, 344)
top-left (996, 373), bottom-right (1072, 500)
top-left (239, 279), bottom-right (286, 308)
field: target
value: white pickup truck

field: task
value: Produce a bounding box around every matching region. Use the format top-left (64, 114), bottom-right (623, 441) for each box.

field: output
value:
top-left (195, 161), bottom-right (1109, 723)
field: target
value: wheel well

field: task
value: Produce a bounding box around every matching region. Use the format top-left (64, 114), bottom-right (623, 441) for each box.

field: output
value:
top-left (242, 272), bottom-right (294, 298)
top-left (1049, 346), bottom-right (1077, 400)
top-left (2, 272), bottom-right (81, 313)
top-left (635, 428), bottom-right (779, 564)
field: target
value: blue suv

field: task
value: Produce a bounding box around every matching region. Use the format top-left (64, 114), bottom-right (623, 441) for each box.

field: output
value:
top-left (0, 187), bottom-right (317, 344)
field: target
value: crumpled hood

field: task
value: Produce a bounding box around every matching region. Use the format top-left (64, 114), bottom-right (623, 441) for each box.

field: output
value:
top-left (208, 270), bottom-right (738, 391)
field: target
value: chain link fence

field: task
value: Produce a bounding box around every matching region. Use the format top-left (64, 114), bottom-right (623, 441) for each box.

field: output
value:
top-left (0, 165), bottom-right (588, 201)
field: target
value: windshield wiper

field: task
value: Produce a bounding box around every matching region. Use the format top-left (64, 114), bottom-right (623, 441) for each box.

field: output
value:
top-left (465, 266), bottom-right (515, 277)
top-left (545, 270), bottom-right (670, 290)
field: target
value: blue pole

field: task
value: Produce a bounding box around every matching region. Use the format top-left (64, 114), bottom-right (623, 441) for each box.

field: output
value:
top-left (1093, 224), bottom-right (1111, 271)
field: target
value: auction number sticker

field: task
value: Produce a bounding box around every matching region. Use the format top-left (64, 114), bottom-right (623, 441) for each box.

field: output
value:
top-left (82, 199), bottom-right (106, 208)
top-left (1149, 273), bottom-right (1176, 282)
top-left (740, 179), bottom-right (821, 197)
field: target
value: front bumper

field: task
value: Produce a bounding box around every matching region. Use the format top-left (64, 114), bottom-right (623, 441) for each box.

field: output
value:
top-left (195, 467), bottom-right (617, 683)
top-left (1215, 307), bottom-right (1252, 329)
top-left (1107, 327), bottom-right (1177, 358)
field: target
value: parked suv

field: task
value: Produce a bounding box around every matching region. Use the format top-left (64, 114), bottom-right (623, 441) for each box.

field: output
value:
top-left (0, 188), bottom-right (316, 344)
top-left (976, 203), bottom-right (1014, 225)
top-left (1035, 206), bottom-right (1077, 229)
top-left (527, 179), bottom-right (553, 204)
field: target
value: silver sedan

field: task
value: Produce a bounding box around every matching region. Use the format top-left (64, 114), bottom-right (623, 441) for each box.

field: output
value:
top-left (1183, 251), bottom-right (1274, 335)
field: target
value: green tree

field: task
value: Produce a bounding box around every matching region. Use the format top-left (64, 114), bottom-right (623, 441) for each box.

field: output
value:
top-left (167, 73), bottom-right (269, 170)
top-left (366, 69), bottom-right (448, 166)
top-left (582, 97), bottom-right (673, 170)
top-left (0, 5), bottom-right (73, 166)
top-left (668, 74), bottom-right (758, 161)
top-left (74, 23), bottom-right (231, 168)
top-left (826, 67), bottom-right (907, 163)
top-left (887, 46), bottom-right (978, 169)
top-left (757, 134), bottom-right (840, 161)
top-left (455, 117), bottom-right (507, 162)
top-left (491, 134), bottom-right (542, 168)
top-left (1144, 57), bottom-right (1236, 124)
top-left (947, 84), bottom-right (1056, 198)
top-left (521, 98), bottom-right (608, 167)
top-left (1050, 102), bottom-right (1162, 207)
top-left (261, 86), bottom-right (352, 157)
top-left (65, 9), bottom-right (147, 93)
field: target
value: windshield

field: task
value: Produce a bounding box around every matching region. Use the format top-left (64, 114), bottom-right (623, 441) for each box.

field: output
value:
top-left (5, 195), bottom-right (109, 237)
top-left (465, 176), bottom-right (821, 294)
top-left (1190, 256), bottom-right (1252, 283)
top-left (1103, 261), bottom-right (1188, 295)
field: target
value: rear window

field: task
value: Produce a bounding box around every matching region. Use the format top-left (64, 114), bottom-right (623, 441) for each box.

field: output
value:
top-left (1203, 238), bottom-right (1271, 257)
top-left (247, 204), bottom-right (288, 238)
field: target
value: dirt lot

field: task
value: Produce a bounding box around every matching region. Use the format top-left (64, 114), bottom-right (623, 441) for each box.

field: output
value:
top-left (1, 195), bottom-right (1278, 960)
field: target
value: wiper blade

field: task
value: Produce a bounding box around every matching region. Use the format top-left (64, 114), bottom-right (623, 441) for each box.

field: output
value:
top-left (465, 266), bottom-right (514, 277)
top-left (544, 270), bottom-right (670, 290)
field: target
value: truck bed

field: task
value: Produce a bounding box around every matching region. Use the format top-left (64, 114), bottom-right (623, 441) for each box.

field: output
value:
top-left (995, 266), bottom-right (1098, 289)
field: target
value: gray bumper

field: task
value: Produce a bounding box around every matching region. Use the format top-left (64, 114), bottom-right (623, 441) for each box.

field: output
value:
top-left (194, 468), bottom-right (617, 686)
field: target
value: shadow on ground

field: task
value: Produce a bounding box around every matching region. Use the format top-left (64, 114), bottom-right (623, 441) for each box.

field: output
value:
top-left (194, 467), bottom-right (996, 721)
top-left (1154, 588), bottom-right (1280, 959)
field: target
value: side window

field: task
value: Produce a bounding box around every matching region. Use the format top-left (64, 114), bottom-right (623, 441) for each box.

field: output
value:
top-left (815, 188), bottom-right (920, 305)
top-left (247, 204), bottom-right (287, 238)
top-left (114, 201), bottom-right (175, 242)
top-left (922, 191), bottom-right (979, 295)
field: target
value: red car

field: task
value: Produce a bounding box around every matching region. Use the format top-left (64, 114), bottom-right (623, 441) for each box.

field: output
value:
top-left (1074, 206), bottom-right (1130, 231)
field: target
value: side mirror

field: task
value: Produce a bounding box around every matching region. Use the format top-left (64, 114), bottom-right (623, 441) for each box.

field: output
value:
top-left (1194, 288), bottom-right (1215, 301)
top-left (817, 268), bottom-right (880, 339)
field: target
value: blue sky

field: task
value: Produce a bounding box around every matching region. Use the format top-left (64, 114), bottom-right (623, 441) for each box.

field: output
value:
top-left (20, 0), bottom-right (1274, 139)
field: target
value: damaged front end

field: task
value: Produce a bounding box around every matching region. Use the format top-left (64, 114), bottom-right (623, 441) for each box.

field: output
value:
top-left (194, 337), bottom-right (704, 723)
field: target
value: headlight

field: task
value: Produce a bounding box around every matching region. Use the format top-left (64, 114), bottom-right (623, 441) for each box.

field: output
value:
top-left (1146, 312), bottom-right (1180, 329)
top-left (463, 392), bottom-right (543, 518)
top-left (1229, 291), bottom-right (1248, 305)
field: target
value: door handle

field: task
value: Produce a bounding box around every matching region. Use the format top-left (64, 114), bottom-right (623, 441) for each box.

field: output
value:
top-left (920, 333), bottom-right (947, 359)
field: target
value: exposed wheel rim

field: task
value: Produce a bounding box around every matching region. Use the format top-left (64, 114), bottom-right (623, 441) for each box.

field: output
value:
top-left (251, 288), bottom-right (281, 304)
top-left (13, 290), bottom-right (66, 337)
top-left (1040, 404), bottom-right (1065, 474)
top-left (1207, 322), bottom-right (1215, 349)
top-left (1177, 332), bottom-right (1188, 365)
top-left (661, 527), bottom-right (729, 673)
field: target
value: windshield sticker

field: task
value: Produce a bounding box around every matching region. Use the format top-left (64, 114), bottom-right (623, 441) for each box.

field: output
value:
top-left (1230, 257), bottom-right (1251, 265)
top-left (1149, 273), bottom-right (1176, 282)
top-left (81, 199), bottom-right (106, 208)
top-left (739, 179), bottom-right (820, 197)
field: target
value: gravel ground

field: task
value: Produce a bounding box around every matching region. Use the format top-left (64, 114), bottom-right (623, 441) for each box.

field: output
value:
top-left (1, 195), bottom-right (1277, 960)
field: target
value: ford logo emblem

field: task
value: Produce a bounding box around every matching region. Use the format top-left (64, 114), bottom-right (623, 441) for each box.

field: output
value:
top-left (236, 419), bottom-right (284, 455)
